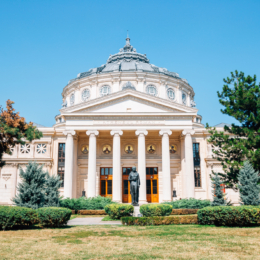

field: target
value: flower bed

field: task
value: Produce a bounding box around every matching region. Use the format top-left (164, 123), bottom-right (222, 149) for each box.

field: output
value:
top-left (121, 215), bottom-right (198, 226)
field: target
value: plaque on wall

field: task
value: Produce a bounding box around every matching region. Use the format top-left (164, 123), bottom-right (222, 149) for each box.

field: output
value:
top-left (81, 145), bottom-right (89, 154)
top-left (169, 144), bottom-right (177, 154)
top-left (125, 145), bottom-right (134, 154)
top-left (103, 145), bottom-right (112, 154)
top-left (147, 144), bottom-right (156, 154)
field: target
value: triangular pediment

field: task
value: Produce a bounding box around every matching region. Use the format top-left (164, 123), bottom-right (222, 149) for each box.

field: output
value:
top-left (61, 89), bottom-right (197, 114)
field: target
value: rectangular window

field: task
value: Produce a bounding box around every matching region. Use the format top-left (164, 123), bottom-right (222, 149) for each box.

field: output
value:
top-left (193, 143), bottom-right (201, 187)
top-left (58, 143), bottom-right (65, 187)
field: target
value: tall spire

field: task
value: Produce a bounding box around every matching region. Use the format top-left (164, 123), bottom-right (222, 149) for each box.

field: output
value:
top-left (126, 30), bottom-right (130, 46)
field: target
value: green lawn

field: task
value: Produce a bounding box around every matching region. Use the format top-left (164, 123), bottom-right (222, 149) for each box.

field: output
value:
top-left (0, 225), bottom-right (260, 259)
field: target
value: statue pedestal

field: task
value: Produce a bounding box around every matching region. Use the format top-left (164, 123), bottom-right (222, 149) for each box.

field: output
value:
top-left (133, 206), bottom-right (142, 217)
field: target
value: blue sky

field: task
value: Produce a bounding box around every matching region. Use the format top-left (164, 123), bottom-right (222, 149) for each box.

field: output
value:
top-left (0, 0), bottom-right (259, 127)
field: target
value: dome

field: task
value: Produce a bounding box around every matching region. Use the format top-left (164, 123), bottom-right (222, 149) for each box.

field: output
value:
top-left (68, 36), bottom-right (188, 85)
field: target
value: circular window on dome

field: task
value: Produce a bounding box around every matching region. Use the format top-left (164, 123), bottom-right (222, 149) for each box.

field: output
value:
top-left (100, 85), bottom-right (111, 97)
top-left (82, 89), bottom-right (90, 101)
top-left (182, 93), bottom-right (187, 105)
top-left (167, 88), bottom-right (175, 100)
top-left (146, 85), bottom-right (157, 96)
top-left (70, 93), bottom-right (75, 105)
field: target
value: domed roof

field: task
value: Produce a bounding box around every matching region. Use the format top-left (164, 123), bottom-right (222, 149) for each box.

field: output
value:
top-left (68, 36), bottom-right (189, 85)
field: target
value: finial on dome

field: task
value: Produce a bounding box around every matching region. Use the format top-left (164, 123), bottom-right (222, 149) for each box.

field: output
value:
top-left (126, 30), bottom-right (130, 46)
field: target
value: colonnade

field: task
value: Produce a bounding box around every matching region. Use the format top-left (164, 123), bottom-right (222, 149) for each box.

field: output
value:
top-left (63, 129), bottom-right (195, 202)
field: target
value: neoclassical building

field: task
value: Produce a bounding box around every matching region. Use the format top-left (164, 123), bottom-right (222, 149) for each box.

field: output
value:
top-left (0, 37), bottom-right (239, 205)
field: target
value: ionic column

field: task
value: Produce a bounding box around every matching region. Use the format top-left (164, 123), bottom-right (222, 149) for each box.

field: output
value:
top-left (159, 129), bottom-right (172, 202)
top-left (86, 130), bottom-right (99, 198)
top-left (63, 130), bottom-right (76, 198)
top-left (182, 129), bottom-right (195, 198)
top-left (135, 130), bottom-right (148, 203)
top-left (110, 130), bottom-right (123, 202)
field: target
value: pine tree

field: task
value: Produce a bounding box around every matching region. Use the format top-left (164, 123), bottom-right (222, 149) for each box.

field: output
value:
top-left (12, 161), bottom-right (47, 209)
top-left (44, 172), bottom-right (62, 207)
top-left (238, 160), bottom-right (260, 206)
top-left (211, 172), bottom-right (226, 206)
top-left (206, 71), bottom-right (260, 189)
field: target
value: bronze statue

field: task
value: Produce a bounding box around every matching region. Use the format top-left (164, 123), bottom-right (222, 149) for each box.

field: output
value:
top-left (128, 166), bottom-right (140, 206)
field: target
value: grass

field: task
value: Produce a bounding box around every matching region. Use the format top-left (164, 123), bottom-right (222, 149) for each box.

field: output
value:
top-left (1, 225), bottom-right (260, 259)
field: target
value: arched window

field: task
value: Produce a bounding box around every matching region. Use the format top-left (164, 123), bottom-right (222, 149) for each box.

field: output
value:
top-left (182, 92), bottom-right (187, 105)
top-left (82, 89), bottom-right (90, 101)
top-left (167, 88), bottom-right (175, 100)
top-left (100, 85), bottom-right (111, 97)
top-left (70, 93), bottom-right (75, 105)
top-left (146, 85), bottom-right (157, 96)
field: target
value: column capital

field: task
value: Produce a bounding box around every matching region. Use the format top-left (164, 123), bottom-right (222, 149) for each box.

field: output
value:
top-left (110, 130), bottom-right (123, 136)
top-left (159, 129), bottom-right (172, 136)
top-left (86, 130), bottom-right (99, 136)
top-left (135, 130), bottom-right (148, 136)
top-left (182, 129), bottom-right (195, 136)
top-left (63, 130), bottom-right (76, 136)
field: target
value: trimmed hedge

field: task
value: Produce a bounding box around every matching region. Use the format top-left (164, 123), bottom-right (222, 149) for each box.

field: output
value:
top-left (60, 196), bottom-right (115, 212)
top-left (171, 209), bottom-right (198, 215)
top-left (122, 215), bottom-right (198, 226)
top-left (140, 204), bottom-right (172, 217)
top-left (79, 210), bottom-right (106, 215)
top-left (0, 206), bottom-right (36, 230)
top-left (104, 204), bottom-right (134, 219)
top-left (198, 206), bottom-right (260, 227)
top-left (163, 198), bottom-right (211, 209)
top-left (37, 207), bottom-right (71, 227)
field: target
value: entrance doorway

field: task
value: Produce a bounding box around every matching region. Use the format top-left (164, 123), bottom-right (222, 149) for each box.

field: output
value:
top-left (122, 167), bottom-right (132, 203)
top-left (146, 167), bottom-right (159, 203)
top-left (100, 167), bottom-right (113, 199)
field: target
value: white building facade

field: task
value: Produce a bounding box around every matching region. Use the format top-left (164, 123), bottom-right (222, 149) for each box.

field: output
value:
top-left (0, 37), bottom-right (239, 205)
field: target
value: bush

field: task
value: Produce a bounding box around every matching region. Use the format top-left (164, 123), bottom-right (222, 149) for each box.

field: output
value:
top-left (171, 209), bottom-right (199, 215)
top-left (60, 196), bottom-right (115, 212)
top-left (163, 198), bottom-right (210, 209)
top-left (0, 206), bottom-right (36, 230)
top-left (197, 206), bottom-right (260, 227)
top-left (121, 215), bottom-right (198, 226)
top-left (36, 207), bottom-right (71, 227)
top-left (104, 204), bottom-right (134, 219)
top-left (79, 210), bottom-right (106, 215)
top-left (140, 204), bottom-right (172, 217)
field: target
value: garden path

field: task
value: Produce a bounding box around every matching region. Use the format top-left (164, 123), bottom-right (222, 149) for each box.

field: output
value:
top-left (68, 217), bottom-right (122, 225)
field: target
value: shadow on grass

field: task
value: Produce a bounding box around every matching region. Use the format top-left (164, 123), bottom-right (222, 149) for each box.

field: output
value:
top-left (1, 224), bottom-right (75, 231)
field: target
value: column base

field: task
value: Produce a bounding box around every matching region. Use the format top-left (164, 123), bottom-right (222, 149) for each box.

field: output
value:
top-left (138, 200), bottom-right (148, 205)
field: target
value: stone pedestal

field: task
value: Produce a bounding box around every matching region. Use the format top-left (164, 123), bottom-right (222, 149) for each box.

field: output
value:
top-left (133, 206), bottom-right (142, 217)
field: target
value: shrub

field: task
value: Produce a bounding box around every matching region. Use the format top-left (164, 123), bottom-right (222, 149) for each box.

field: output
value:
top-left (36, 207), bottom-right (71, 227)
top-left (59, 196), bottom-right (115, 212)
top-left (79, 210), bottom-right (106, 215)
top-left (121, 215), bottom-right (198, 226)
top-left (197, 206), bottom-right (260, 227)
top-left (140, 204), bottom-right (172, 217)
top-left (171, 209), bottom-right (198, 215)
top-left (163, 198), bottom-right (210, 209)
top-left (104, 204), bottom-right (134, 219)
top-left (0, 206), bottom-right (36, 230)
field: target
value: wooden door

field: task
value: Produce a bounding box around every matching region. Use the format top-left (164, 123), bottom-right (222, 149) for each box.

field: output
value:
top-left (100, 167), bottom-right (113, 199)
top-left (146, 167), bottom-right (159, 203)
top-left (122, 167), bottom-right (132, 203)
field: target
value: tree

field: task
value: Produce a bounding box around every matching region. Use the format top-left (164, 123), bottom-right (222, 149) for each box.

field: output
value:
top-left (13, 162), bottom-right (47, 209)
top-left (44, 172), bottom-right (62, 207)
top-left (238, 161), bottom-right (260, 206)
top-left (211, 172), bottom-right (226, 206)
top-left (207, 71), bottom-right (260, 189)
top-left (0, 99), bottom-right (42, 167)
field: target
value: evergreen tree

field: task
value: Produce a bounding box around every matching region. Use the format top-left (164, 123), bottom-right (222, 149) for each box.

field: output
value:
top-left (211, 172), bottom-right (226, 206)
top-left (238, 160), bottom-right (260, 206)
top-left (0, 100), bottom-right (42, 167)
top-left (44, 172), bottom-right (62, 207)
top-left (12, 161), bottom-right (46, 209)
top-left (207, 71), bottom-right (260, 189)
